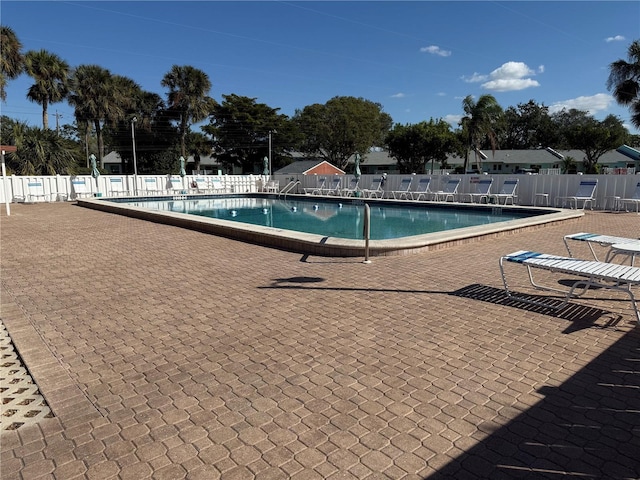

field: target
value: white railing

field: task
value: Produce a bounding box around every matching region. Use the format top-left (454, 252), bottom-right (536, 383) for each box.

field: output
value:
top-left (1, 172), bottom-right (639, 211)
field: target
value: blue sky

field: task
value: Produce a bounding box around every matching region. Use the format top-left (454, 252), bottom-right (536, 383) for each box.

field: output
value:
top-left (2, 1), bottom-right (639, 135)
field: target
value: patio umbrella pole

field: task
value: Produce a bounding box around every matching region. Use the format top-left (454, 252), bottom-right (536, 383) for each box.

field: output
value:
top-left (363, 203), bottom-right (371, 264)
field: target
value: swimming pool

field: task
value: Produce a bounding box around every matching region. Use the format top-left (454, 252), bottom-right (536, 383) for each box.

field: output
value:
top-left (117, 196), bottom-right (544, 241)
top-left (78, 194), bottom-right (582, 257)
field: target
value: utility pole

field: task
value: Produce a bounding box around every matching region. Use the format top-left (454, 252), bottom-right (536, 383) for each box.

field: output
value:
top-left (54, 111), bottom-right (62, 135)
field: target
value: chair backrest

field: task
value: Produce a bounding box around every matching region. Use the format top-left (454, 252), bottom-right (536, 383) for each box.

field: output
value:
top-left (211, 178), bottom-right (223, 189)
top-left (109, 177), bottom-right (125, 192)
top-left (71, 178), bottom-right (89, 193)
top-left (630, 182), bottom-right (640, 200)
top-left (368, 178), bottom-right (382, 190)
top-left (329, 177), bottom-right (341, 189)
top-left (28, 180), bottom-right (45, 195)
top-left (317, 177), bottom-right (327, 188)
top-left (169, 177), bottom-right (182, 189)
top-left (474, 179), bottom-right (493, 194)
top-left (195, 178), bottom-right (207, 187)
top-left (398, 178), bottom-right (412, 191)
top-left (415, 178), bottom-right (431, 192)
top-left (144, 178), bottom-right (158, 190)
top-left (443, 178), bottom-right (460, 193)
top-left (575, 180), bottom-right (597, 198)
top-left (347, 178), bottom-right (358, 189)
top-left (499, 179), bottom-right (518, 195)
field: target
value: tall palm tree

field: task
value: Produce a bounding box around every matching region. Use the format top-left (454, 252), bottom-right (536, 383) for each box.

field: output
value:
top-left (24, 49), bottom-right (69, 129)
top-left (460, 94), bottom-right (503, 172)
top-left (0, 26), bottom-right (24, 102)
top-left (161, 65), bottom-right (216, 157)
top-left (9, 122), bottom-right (77, 175)
top-left (607, 39), bottom-right (640, 129)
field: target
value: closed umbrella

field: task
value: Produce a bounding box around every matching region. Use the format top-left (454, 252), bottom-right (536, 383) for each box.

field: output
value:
top-left (179, 156), bottom-right (186, 193)
top-left (354, 153), bottom-right (361, 180)
top-left (90, 154), bottom-right (100, 196)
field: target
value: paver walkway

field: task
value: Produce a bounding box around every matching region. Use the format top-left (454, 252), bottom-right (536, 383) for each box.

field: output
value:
top-left (1, 202), bottom-right (639, 479)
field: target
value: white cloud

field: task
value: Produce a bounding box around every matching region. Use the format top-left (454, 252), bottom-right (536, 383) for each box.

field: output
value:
top-left (605, 35), bottom-right (625, 42)
top-left (420, 45), bottom-right (451, 57)
top-left (437, 92), bottom-right (446, 97)
top-left (462, 72), bottom-right (488, 83)
top-left (391, 92), bottom-right (405, 98)
top-left (444, 114), bottom-right (462, 127)
top-left (469, 61), bottom-right (541, 92)
top-left (548, 93), bottom-right (613, 115)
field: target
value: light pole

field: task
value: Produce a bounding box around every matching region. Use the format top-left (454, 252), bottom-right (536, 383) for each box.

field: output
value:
top-left (131, 117), bottom-right (138, 195)
top-left (268, 130), bottom-right (277, 177)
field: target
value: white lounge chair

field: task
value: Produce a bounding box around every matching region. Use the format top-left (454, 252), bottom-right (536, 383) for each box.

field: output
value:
top-left (489, 179), bottom-right (518, 205)
top-left (499, 250), bottom-right (640, 325)
top-left (621, 181), bottom-right (640, 213)
top-left (341, 178), bottom-right (360, 197)
top-left (142, 178), bottom-right (163, 195)
top-left (304, 177), bottom-right (326, 195)
top-left (432, 178), bottom-right (460, 202)
top-left (462, 178), bottom-right (493, 204)
top-left (411, 178), bottom-right (432, 201)
top-left (391, 177), bottom-right (413, 200)
top-left (71, 178), bottom-right (93, 199)
top-left (168, 176), bottom-right (186, 194)
top-left (563, 232), bottom-right (640, 261)
top-left (191, 177), bottom-right (212, 193)
top-left (19, 179), bottom-right (51, 202)
top-left (555, 179), bottom-right (598, 209)
top-left (322, 177), bottom-right (342, 195)
top-left (108, 177), bottom-right (130, 196)
top-left (210, 178), bottom-right (229, 193)
top-left (362, 178), bottom-right (384, 198)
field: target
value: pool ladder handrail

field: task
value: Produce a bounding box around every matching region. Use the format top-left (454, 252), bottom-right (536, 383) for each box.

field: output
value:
top-left (278, 180), bottom-right (300, 199)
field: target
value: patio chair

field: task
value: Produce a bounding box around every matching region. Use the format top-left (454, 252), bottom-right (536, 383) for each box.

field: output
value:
top-left (391, 177), bottom-right (413, 200)
top-left (211, 178), bottom-right (229, 193)
top-left (563, 232), bottom-right (640, 261)
top-left (304, 177), bottom-right (326, 195)
top-left (362, 177), bottom-right (384, 198)
top-left (432, 178), bottom-right (461, 202)
top-left (108, 177), bottom-right (131, 196)
top-left (142, 177), bottom-right (164, 195)
top-left (321, 177), bottom-right (342, 195)
top-left (621, 181), bottom-right (640, 213)
top-left (555, 179), bottom-right (597, 209)
top-left (19, 179), bottom-right (51, 202)
top-left (411, 177), bottom-right (432, 201)
top-left (191, 177), bottom-right (212, 193)
top-left (168, 176), bottom-right (186, 194)
top-left (341, 178), bottom-right (360, 197)
top-left (71, 178), bottom-right (92, 199)
top-left (489, 179), bottom-right (518, 205)
top-left (499, 250), bottom-right (640, 325)
top-left (264, 180), bottom-right (279, 193)
top-left (462, 178), bottom-right (493, 203)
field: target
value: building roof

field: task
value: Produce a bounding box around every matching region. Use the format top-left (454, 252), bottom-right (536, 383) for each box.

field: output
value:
top-left (275, 159), bottom-right (345, 175)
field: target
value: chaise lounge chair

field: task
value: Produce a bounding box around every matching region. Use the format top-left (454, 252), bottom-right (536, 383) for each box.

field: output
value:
top-left (17, 179), bottom-right (51, 202)
top-left (71, 178), bottom-right (93, 199)
top-left (499, 250), bottom-right (640, 325)
top-left (342, 178), bottom-right (360, 197)
top-left (391, 177), bottom-right (413, 200)
top-left (321, 177), bottom-right (342, 196)
top-left (108, 177), bottom-right (131, 196)
top-left (411, 177), bottom-right (432, 201)
top-left (304, 177), bottom-right (326, 195)
top-left (432, 178), bottom-right (460, 202)
top-left (555, 179), bottom-right (598, 209)
top-left (563, 232), bottom-right (640, 261)
top-left (362, 178), bottom-right (384, 198)
top-left (462, 178), bottom-right (493, 203)
top-left (489, 179), bottom-right (518, 205)
top-left (621, 181), bottom-right (640, 213)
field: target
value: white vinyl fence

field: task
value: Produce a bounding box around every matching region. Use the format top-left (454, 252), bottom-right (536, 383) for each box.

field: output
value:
top-left (1, 172), bottom-right (639, 211)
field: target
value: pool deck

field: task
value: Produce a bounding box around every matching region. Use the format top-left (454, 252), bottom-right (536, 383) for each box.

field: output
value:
top-left (1, 202), bottom-right (639, 479)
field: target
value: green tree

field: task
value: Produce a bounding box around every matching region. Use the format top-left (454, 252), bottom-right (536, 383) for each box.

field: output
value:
top-left (460, 94), bottom-right (503, 172)
top-left (186, 132), bottom-right (212, 173)
top-left (6, 121), bottom-right (79, 175)
top-left (24, 49), bottom-right (69, 130)
top-left (386, 119), bottom-right (458, 174)
top-left (561, 113), bottom-right (628, 173)
top-left (293, 96), bottom-right (392, 170)
top-left (607, 39), bottom-right (640, 129)
top-left (161, 65), bottom-right (216, 158)
top-left (204, 94), bottom-right (290, 173)
top-left (501, 100), bottom-right (555, 149)
top-left (0, 26), bottom-right (24, 102)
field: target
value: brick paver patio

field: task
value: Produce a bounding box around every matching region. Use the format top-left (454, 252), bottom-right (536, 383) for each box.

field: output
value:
top-left (1, 202), bottom-right (639, 479)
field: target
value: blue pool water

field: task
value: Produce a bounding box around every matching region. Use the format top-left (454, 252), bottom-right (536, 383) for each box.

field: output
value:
top-left (119, 196), bottom-right (541, 240)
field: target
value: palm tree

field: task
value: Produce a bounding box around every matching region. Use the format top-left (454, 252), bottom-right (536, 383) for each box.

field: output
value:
top-left (607, 39), bottom-right (640, 129)
top-left (161, 65), bottom-right (216, 157)
top-left (0, 26), bottom-right (24, 102)
top-left (460, 94), bottom-right (503, 172)
top-left (24, 49), bottom-right (69, 129)
top-left (9, 122), bottom-right (77, 175)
